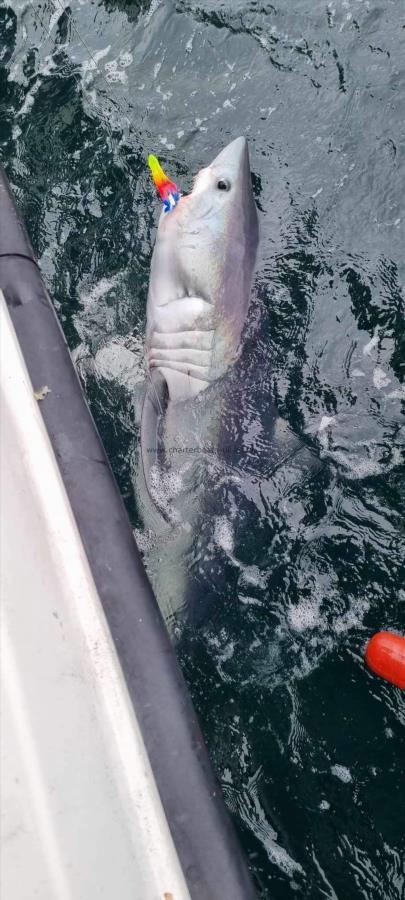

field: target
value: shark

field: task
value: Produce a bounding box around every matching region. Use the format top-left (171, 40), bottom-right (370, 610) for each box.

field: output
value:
top-left (140, 136), bottom-right (259, 520)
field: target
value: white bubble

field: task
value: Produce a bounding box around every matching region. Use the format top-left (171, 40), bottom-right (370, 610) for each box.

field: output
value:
top-left (104, 60), bottom-right (127, 84)
top-left (79, 275), bottom-right (120, 307)
top-left (119, 51), bottom-right (133, 68)
top-left (373, 366), bottom-right (391, 390)
top-left (318, 416), bottom-right (336, 433)
top-left (214, 517), bottom-right (234, 555)
top-left (331, 764), bottom-right (352, 783)
top-left (287, 597), bottom-right (322, 632)
top-left (363, 334), bottom-right (379, 357)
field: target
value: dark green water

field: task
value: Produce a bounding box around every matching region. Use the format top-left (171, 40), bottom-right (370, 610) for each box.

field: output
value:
top-left (1, 1), bottom-right (405, 896)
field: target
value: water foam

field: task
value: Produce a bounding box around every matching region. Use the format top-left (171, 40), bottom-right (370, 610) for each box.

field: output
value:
top-left (79, 275), bottom-right (120, 307)
top-left (331, 764), bottom-right (352, 783)
top-left (213, 516), bottom-right (235, 555)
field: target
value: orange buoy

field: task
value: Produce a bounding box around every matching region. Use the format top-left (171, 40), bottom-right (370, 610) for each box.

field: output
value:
top-left (365, 632), bottom-right (405, 689)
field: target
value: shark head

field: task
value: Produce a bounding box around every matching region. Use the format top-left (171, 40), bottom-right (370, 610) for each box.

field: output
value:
top-left (183, 136), bottom-right (258, 324)
top-left (147, 137), bottom-right (259, 401)
top-left (142, 138), bottom-right (259, 518)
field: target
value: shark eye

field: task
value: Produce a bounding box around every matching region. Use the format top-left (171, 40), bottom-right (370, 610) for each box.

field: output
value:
top-left (217, 178), bottom-right (231, 191)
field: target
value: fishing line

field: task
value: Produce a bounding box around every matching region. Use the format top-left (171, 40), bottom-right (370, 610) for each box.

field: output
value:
top-left (51, 0), bottom-right (168, 419)
top-left (23, 0), bottom-right (186, 424)
top-left (53, 0), bottom-right (113, 89)
top-left (24, 0), bottom-right (187, 253)
top-left (46, 0), bottom-right (181, 169)
top-left (48, 0), bottom-right (143, 173)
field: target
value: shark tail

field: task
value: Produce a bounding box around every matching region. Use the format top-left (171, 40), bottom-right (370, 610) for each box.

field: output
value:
top-left (140, 368), bottom-right (171, 523)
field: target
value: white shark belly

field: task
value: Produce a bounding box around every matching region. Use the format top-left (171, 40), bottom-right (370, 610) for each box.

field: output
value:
top-left (147, 296), bottom-right (221, 402)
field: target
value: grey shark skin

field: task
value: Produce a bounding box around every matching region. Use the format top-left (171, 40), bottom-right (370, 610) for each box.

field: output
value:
top-left (140, 137), bottom-right (259, 518)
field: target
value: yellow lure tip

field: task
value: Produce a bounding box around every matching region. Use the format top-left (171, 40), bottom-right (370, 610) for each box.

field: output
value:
top-left (147, 153), bottom-right (180, 210)
top-left (147, 154), bottom-right (167, 186)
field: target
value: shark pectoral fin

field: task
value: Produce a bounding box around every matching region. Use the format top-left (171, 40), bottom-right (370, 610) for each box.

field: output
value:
top-left (140, 368), bottom-right (169, 518)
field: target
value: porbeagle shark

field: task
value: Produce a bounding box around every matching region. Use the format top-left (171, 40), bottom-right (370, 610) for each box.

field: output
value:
top-left (141, 137), bottom-right (259, 517)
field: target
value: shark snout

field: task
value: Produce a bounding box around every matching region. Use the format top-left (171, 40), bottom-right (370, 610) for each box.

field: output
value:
top-left (209, 136), bottom-right (252, 191)
top-left (190, 137), bottom-right (253, 199)
top-left (210, 137), bottom-right (249, 173)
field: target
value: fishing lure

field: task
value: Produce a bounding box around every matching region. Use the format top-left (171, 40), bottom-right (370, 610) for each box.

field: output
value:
top-left (147, 154), bottom-right (181, 213)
